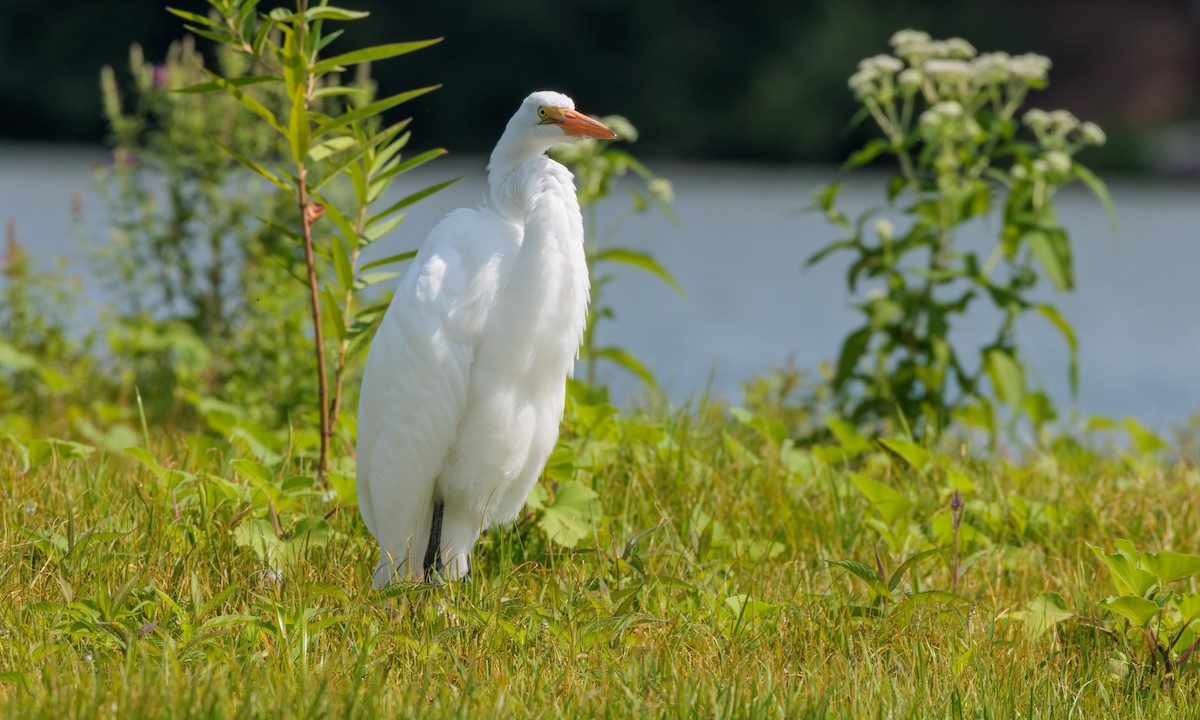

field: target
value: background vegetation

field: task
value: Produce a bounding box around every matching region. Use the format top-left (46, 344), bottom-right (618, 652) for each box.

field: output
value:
top-left (1, 2), bottom-right (1199, 718)
top-left (4, 0), bottom-right (1199, 171)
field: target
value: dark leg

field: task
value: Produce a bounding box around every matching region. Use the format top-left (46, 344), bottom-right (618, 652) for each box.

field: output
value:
top-left (422, 500), bottom-right (444, 581)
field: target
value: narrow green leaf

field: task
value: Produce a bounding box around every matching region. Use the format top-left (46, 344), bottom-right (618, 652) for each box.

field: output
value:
top-left (828, 559), bottom-right (890, 598)
top-left (373, 146), bottom-right (445, 186)
top-left (1026, 230), bottom-right (1073, 291)
top-left (368, 178), bottom-right (460, 226)
top-left (321, 285), bottom-right (345, 341)
top-left (1035, 304), bottom-right (1078, 398)
top-left (312, 39), bottom-right (443, 76)
top-left (588, 247), bottom-right (683, 294)
top-left (287, 84), bottom-right (310, 164)
top-left (166, 7), bottom-right (221, 28)
top-left (587, 346), bottom-right (658, 388)
top-left (307, 136), bottom-right (356, 162)
top-left (216, 140), bottom-right (293, 195)
top-left (363, 214), bottom-right (406, 244)
top-left (1072, 163), bottom-right (1118, 235)
top-left (204, 70), bottom-right (284, 134)
top-left (332, 233), bottom-right (354, 292)
top-left (304, 6), bottom-right (370, 21)
top-left (313, 85), bottom-right (440, 139)
top-left (173, 76), bottom-right (278, 94)
top-left (359, 251), bottom-right (417, 273)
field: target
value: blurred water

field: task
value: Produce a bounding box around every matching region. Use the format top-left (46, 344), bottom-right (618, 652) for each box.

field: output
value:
top-left (3, 143), bottom-right (1199, 427)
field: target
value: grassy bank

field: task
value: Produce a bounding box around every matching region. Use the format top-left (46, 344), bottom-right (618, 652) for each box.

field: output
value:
top-left (2, 388), bottom-right (1198, 718)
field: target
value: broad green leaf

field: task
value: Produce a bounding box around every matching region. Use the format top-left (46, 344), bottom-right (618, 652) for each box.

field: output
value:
top-left (1123, 417), bottom-right (1167, 455)
top-left (1026, 229), bottom-right (1073, 291)
top-left (1099, 595), bottom-right (1161, 627)
top-left (538, 480), bottom-right (600, 548)
top-left (1026, 591), bottom-right (1075, 636)
top-left (312, 39), bottom-right (442, 75)
top-left (1172, 593), bottom-right (1200, 626)
top-left (828, 559), bottom-right (889, 598)
top-left (851, 474), bottom-right (912, 524)
top-left (1140, 550), bottom-right (1200, 584)
top-left (825, 415), bottom-right (872, 455)
top-left (985, 348), bottom-right (1024, 409)
top-left (888, 548), bottom-right (940, 592)
top-left (1088, 543), bottom-right (1157, 596)
top-left (724, 594), bottom-right (779, 621)
top-left (832, 327), bottom-right (870, 389)
top-left (878, 437), bottom-right (932, 472)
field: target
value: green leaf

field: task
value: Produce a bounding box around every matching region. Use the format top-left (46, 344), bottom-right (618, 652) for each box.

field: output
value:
top-left (313, 86), bottom-right (440, 140)
top-left (984, 348), bottom-right (1024, 409)
top-left (1035, 304), bottom-right (1077, 398)
top-left (1088, 543), bottom-right (1157, 597)
top-left (1026, 229), bottom-right (1073, 291)
top-left (1072, 163), bottom-right (1118, 235)
top-left (851, 474), bottom-right (913, 523)
top-left (216, 141), bottom-right (293, 195)
top-left (724, 594), bottom-right (779, 622)
top-left (1123, 417), bottom-right (1167, 455)
top-left (1099, 595), bottom-right (1161, 627)
top-left (1140, 550), bottom-right (1200, 584)
top-left (368, 178), bottom-right (461, 226)
top-left (587, 346), bottom-right (657, 388)
top-left (878, 437), bottom-right (932, 472)
top-left (825, 415), bottom-right (872, 456)
top-left (307, 135), bottom-right (356, 162)
top-left (203, 70), bottom-right (284, 134)
top-left (166, 7), bottom-right (221, 28)
top-left (362, 214), bottom-right (407, 245)
top-left (888, 549), bottom-right (940, 592)
top-left (312, 39), bottom-right (442, 75)
top-left (173, 76), bottom-right (278, 94)
top-left (372, 147), bottom-right (444, 186)
top-left (832, 327), bottom-right (871, 389)
top-left (359, 251), bottom-right (417, 273)
top-left (287, 84), bottom-right (310, 164)
top-left (842, 138), bottom-right (892, 170)
top-left (304, 6), bottom-right (369, 21)
top-left (1026, 592), bottom-right (1075, 637)
top-left (538, 481), bottom-right (600, 548)
top-left (588, 247), bottom-right (683, 294)
top-left (332, 233), bottom-right (354, 292)
top-left (828, 559), bottom-right (890, 599)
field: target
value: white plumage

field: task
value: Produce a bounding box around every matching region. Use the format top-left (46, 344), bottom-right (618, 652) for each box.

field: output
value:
top-left (356, 91), bottom-right (616, 587)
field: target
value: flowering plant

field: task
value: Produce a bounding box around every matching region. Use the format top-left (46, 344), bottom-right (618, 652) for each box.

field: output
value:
top-left (811, 30), bottom-right (1114, 442)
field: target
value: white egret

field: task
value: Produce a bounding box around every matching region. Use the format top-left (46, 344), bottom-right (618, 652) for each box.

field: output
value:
top-left (356, 91), bottom-right (616, 587)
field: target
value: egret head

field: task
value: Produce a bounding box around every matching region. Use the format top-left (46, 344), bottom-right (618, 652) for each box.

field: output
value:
top-left (495, 91), bottom-right (616, 161)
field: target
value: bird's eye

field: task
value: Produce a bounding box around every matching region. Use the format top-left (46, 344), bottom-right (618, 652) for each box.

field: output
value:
top-left (538, 108), bottom-right (547, 118)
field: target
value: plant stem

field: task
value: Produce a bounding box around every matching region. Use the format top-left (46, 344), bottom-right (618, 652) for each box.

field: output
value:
top-left (297, 163), bottom-right (330, 481)
top-left (328, 203), bottom-right (366, 439)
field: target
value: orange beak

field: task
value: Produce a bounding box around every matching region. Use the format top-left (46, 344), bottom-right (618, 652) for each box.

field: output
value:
top-left (552, 109), bottom-right (617, 140)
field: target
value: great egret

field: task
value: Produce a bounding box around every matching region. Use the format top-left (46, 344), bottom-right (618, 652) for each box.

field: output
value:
top-left (356, 91), bottom-right (616, 587)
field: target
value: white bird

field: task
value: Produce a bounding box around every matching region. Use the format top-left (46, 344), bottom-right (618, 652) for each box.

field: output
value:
top-left (356, 91), bottom-right (616, 587)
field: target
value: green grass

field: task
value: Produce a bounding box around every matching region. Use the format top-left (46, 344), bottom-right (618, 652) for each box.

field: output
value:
top-left (2, 392), bottom-right (1199, 718)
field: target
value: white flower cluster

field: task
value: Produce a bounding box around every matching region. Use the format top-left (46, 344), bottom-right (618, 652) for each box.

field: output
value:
top-left (852, 31), bottom-right (1055, 104)
top-left (919, 100), bottom-right (981, 142)
top-left (1024, 109), bottom-right (1106, 147)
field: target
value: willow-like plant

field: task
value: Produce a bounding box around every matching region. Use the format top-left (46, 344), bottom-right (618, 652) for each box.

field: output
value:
top-left (811, 30), bottom-right (1114, 441)
top-left (170, 0), bottom-right (453, 477)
